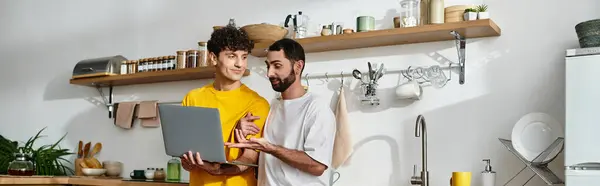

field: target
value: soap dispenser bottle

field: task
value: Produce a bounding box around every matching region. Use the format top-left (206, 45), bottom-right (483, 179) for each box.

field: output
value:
top-left (481, 159), bottom-right (496, 186)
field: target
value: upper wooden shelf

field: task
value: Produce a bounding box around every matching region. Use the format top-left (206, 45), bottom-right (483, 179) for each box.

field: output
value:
top-left (251, 19), bottom-right (501, 57)
top-left (69, 67), bottom-right (250, 87)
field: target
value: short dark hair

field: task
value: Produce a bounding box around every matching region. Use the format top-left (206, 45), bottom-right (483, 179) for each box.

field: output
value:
top-left (268, 38), bottom-right (306, 74)
top-left (207, 25), bottom-right (254, 57)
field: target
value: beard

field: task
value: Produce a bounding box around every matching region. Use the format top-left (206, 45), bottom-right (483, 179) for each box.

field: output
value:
top-left (269, 68), bottom-right (296, 92)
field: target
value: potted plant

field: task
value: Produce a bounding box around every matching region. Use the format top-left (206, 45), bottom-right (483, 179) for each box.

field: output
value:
top-left (0, 127), bottom-right (73, 176)
top-left (476, 4), bottom-right (489, 19)
top-left (463, 8), bottom-right (478, 21)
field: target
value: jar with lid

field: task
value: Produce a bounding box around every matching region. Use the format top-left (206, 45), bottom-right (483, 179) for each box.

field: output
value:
top-left (187, 50), bottom-right (198, 68)
top-left (399, 0), bottom-right (420, 27)
top-left (167, 157), bottom-right (181, 181)
top-left (168, 55), bottom-right (176, 70)
top-left (176, 51), bottom-right (186, 69)
top-left (154, 168), bottom-right (166, 180)
top-left (158, 56), bottom-right (165, 71)
top-left (139, 58), bottom-right (147, 72)
top-left (321, 25), bottom-right (332, 36)
top-left (120, 60), bottom-right (128, 75)
top-left (130, 60), bottom-right (138, 74)
top-left (7, 153), bottom-right (35, 176)
top-left (145, 168), bottom-right (155, 180)
top-left (198, 42), bottom-right (208, 67)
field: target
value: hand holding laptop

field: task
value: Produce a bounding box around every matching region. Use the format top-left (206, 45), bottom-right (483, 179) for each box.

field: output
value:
top-left (181, 151), bottom-right (220, 172)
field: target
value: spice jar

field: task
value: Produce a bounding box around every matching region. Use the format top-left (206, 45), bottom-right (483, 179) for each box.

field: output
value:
top-left (120, 60), bottom-right (128, 75)
top-left (187, 50), bottom-right (198, 68)
top-left (158, 56), bottom-right (165, 71)
top-left (154, 168), bottom-right (166, 181)
top-left (130, 60), bottom-right (138, 73)
top-left (176, 51), bottom-right (186, 69)
top-left (8, 153), bottom-right (35, 176)
top-left (168, 55), bottom-right (176, 70)
top-left (127, 60), bottom-right (134, 74)
top-left (198, 42), bottom-right (208, 67)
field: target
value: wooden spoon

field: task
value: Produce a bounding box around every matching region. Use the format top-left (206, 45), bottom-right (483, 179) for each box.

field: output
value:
top-left (89, 143), bottom-right (102, 157)
top-left (83, 142), bottom-right (91, 158)
top-left (77, 141), bottom-right (83, 158)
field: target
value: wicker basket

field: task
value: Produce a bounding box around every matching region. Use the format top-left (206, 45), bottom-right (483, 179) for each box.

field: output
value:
top-left (241, 24), bottom-right (288, 44)
top-left (575, 19), bottom-right (600, 48)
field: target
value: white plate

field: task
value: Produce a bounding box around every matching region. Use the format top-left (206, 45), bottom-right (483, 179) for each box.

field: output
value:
top-left (511, 112), bottom-right (564, 162)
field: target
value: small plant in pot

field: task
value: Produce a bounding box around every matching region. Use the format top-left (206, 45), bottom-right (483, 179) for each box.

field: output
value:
top-left (476, 4), bottom-right (489, 19)
top-left (463, 8), bottom-right (478, 21)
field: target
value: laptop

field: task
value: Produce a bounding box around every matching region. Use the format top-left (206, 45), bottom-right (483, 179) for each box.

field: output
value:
top-left (158, 104), bottom-right (258, 167)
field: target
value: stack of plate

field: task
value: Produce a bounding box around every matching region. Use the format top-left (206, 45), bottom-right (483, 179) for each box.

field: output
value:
top-left (445, 5), bottom-right (475, 23)
top-left (511, 112), bottom-right (564, 163)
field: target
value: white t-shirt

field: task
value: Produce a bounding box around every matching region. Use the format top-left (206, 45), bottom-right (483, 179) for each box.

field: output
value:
top-left (258, 92), bottom-right (337, 186)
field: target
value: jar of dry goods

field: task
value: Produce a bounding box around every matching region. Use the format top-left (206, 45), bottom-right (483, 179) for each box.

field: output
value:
top-left (198, 42), bottom-right (208, 67)
top-left (177, 51), bottom-right (186, 69)
top-left (130, 60), bottom-right (138, 73)
top-left (120, 60), bottom-right (128, 75)
top-left (187, 50), bottom-right (198, 68)
top-left (168, 55), bottom-right (176, 70)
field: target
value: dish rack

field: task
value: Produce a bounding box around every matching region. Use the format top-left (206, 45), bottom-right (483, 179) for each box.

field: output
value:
top-left (498, 137), bottom-right (565, 186)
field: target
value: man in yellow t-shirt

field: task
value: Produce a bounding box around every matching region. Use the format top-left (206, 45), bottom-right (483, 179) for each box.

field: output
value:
top-left (180, 25), bottom-right (270, 186)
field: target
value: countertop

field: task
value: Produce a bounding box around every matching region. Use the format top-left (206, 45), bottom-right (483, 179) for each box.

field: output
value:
top-left (0, 175), bottom-right (188, 185)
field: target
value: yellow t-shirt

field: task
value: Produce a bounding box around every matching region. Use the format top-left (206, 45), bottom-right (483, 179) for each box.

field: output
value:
top-left (181, 83), bottom-right (270, 186)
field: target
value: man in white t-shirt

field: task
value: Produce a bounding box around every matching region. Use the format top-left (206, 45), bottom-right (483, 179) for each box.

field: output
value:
top-left (226, 38), bottom-right (337, 186)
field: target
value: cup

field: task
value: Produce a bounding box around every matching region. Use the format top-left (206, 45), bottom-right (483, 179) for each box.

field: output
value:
top-left (450, 172), bottom-right (472, 186)
top-left (395, 80), bottom-right (422, 100)
top-left (356, 16), bottom-right (375, 32)
top-left (130, 170), bottom-right (145, 179)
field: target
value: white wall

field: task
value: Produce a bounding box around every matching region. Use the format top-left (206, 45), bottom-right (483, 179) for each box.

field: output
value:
top-left (1, 0), bottom-right (599, 185)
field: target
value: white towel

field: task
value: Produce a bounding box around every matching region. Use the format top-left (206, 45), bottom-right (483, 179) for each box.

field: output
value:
top-left (332, 88), bottom-right (353, 169)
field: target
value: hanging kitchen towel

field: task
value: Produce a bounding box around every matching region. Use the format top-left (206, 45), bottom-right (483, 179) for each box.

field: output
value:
top-left (137, 100), bottom-right (160, 128)
top-left (332, 88), bottom-right (353, 169)
top-left (115, 101), bottom-right (137, 129)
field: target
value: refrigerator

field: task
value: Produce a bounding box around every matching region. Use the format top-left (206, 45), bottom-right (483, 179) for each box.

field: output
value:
top-left (565, 46), bottom-right (600, 185)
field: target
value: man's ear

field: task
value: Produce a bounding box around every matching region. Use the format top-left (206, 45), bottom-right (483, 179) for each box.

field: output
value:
top-left (294, 60), bottom-right (304, 75)
top-left (210, 52), bottom-right (218, 66)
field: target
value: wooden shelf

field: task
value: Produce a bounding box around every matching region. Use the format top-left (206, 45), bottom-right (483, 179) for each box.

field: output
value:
top-left (251, 19), bottom-right (501, 57)
top-left (69, 67), bottom-right (250, 87)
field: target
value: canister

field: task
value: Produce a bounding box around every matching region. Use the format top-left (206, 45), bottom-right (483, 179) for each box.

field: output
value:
top-left (356, 16), bottom-right (375, 32)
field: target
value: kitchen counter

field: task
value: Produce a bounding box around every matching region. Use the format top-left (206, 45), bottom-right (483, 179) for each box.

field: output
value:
top-left (0, 176), bottom-right (188, 185)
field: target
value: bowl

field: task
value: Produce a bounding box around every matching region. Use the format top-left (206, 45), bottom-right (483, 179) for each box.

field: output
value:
top-left (82, 168), bottom-right (106, 176)
top-left (241, 23), bottom-right (288, 43)
top-left (102, 161), bottom-right (123, 177)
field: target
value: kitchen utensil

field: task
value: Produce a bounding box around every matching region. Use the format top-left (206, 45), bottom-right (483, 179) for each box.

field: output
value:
top-left (90, 143), bottom-right (102, 157)
top-left (367, 62), bottom-right (373, 83)
top-left (395, 80), bottom-right (423, 100)
top-left (240, 24), bottom-right (288, 43)
top-left (374, 63), bottom-right (385, 82)
top-left (352, 69), bottom-right (368, 83)
top-left (78, 141), bottom-right (83, 158)
top-left (284, 11), bottom-right (309, 39)
top-left (130, 170), bottom-right (145, 179)
top-left (511, 112), bottom-right (564, 163)
top-left (83, 142), bottom-right (91, 158)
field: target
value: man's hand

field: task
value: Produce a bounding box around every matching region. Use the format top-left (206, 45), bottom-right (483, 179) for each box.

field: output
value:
top-left (225, 129), bottom-right (274, 152)
top-left (180, 151), bottom-right (220, 173)
top-left (235, 112), bottom-right (261, 139)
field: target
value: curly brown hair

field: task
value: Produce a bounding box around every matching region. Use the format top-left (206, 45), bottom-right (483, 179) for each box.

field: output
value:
top-left (207, 25), bottom-right (254, 57)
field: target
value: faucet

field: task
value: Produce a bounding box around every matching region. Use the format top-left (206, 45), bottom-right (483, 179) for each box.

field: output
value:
top-left (410, 115), bottom-right (429, 186)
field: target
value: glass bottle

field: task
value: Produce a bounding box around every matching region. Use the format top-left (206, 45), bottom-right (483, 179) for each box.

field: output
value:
top-left (7, 153), bottom-right (35, 176)
top-left (198, 42), bottom-right (208, 67)
top-left (167, 157), bottom-right (181, 181)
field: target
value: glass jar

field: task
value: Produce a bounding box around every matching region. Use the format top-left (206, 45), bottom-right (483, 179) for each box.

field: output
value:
top-left (176, 51), bottom-right (186, 69)
top-left (7, 153), bottom-right (35, 176)
top-left (154, 168), bottom-right (166, 180)
top-left (120, 60), bottom-right (128, 75)
top-left (321, 25), bottom-right (332, 36)
top-left (198, 42), bottom-right (208, 67)
top-left (167, 157), bottom-right (181, 181)
top-left (169, 55), bottom-right (176, 70)
top-left (130, 60), bottom-right (138, 74)
top-left (400, 0), bottom-right (420, 27)
top-left (186, 50), bottom-right (198, 68)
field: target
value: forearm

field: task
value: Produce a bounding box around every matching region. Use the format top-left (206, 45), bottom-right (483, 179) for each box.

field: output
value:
top-left (206, 149), bottom-right (256, 175)
top-left (267, 145), bottom-right (326, 176)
